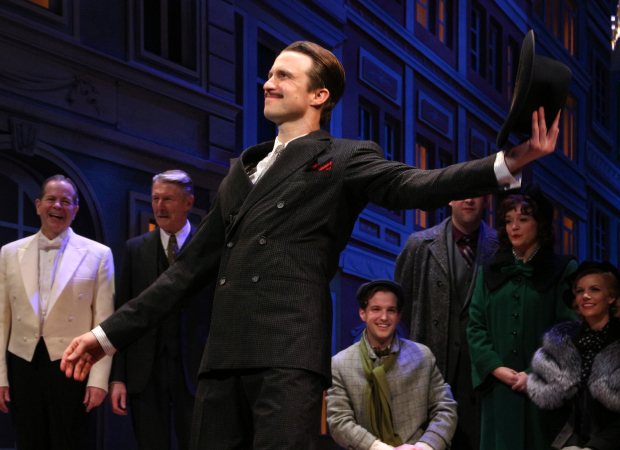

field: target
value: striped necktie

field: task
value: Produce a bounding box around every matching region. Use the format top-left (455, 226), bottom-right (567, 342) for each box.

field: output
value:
top-left (460, 234), bottom-right (475, 268)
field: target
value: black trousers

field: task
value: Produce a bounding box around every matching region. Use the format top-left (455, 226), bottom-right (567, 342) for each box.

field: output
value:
top-left (190, 368), bottom-right (325, 450)
top-left (8, 339), bottom-right (89, 450)
top-left (129, 352), bottom-right (195, 450)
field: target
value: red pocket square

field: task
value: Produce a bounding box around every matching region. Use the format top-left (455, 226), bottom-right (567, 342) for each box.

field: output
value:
top-left (309, 160), bottom-right (332, 171)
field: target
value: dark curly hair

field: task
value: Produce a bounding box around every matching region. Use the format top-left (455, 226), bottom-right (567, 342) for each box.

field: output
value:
top-left (496, 194), bottom-right (555, 250)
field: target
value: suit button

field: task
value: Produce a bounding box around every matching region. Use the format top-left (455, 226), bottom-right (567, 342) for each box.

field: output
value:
top-left (227, 241), bottom-right (234, 248)
top-left (277, 201), bottom-right (285, 209)
top-left (258, 237), bottom-right (267, 245)
top-left (35, 333), bottom-right (39, 338)
top-left (436, 280), bottom-right (443, 287)
top-left (512, 331), bottom-right (517, 336)
top-left (252, 275), bottom-right (260, 283)
top-left (59, 337), bottom-right (64, 343)
top-left (12, 294), bottom-right (16, 299)
top-left (79, 293), bottom-right (83, 298)
top-left (17, 316), bottom-right (21, 321)
top-left (512, 313), bottom-right (519, 318)
top-left (23, 337), bottom-right (27, 342)
top-left (513, 294), bottom-right (520, 300)
top-left (512, 350), bottom-right (518, 355)
top-left (69, 316), bottom-right (74, 322)
top-left (219, 277), bottom-right (226, 285)
top-left (433, 320), bottom-right (439, 326)
top-left (516, 278), bottom-right (522, 282)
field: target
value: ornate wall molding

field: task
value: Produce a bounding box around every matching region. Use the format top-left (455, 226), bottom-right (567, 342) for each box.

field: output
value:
top-left (9, 117), bottom-right (39, 156)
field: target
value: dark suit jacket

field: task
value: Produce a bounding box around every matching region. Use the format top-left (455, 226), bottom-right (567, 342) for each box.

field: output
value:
top-left (395, 217), bottom-right (498, 380)
top-left (110, 225), bottom-right (212, 395)
top-left (101, 130), bottom-right (500, 383)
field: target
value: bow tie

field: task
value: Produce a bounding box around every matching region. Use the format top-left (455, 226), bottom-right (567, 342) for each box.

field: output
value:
top-left (500, 263), bottom-right (534, 278)
top-left (38, 236), bottom-right (62, 251)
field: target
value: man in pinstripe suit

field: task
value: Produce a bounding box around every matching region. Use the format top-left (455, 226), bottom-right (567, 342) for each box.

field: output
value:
top-left (326, 280), bottom-right (457, 450)
top-left (61, 41), bottom-right (560, 449)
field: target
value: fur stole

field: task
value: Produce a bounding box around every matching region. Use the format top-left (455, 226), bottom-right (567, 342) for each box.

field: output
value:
top-left (528, 321), bottom-right (620, 412)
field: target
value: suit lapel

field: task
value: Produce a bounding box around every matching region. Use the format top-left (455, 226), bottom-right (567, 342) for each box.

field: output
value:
top-left (428, 220), bottom-right (450, 278)
top-left (139, 229), bottom-right (162, 285)
top-left (230, 133), bottom-right (331, 236)
top-left (18, 234), bottom-right (40, 316)
top-left (461, 222), bottom-right (494, 310)
top-left (49, 230), bottom-right (87, 314)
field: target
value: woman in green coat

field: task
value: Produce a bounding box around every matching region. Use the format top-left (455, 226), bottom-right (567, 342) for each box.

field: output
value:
top-left (467, 190), bottom-right (577, 450)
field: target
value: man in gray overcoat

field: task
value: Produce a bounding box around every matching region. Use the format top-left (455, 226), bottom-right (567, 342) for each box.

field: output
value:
top-left (394, 197), bottom-right (497, 450)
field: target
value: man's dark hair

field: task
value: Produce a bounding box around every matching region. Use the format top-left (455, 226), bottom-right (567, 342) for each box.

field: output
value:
top-left (152, 170), bottom-right (194, 196)
top-left (282, 41), bottom-right (346, 127)
top-left (356, 280), bottom-right (405, 313)
top-left (496, 194), bottom-right (554, 249)
top-left (39, 175), bottom-right (79, 205)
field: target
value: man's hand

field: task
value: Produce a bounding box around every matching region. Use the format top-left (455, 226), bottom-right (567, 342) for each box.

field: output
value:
top-left (512, 371), bottom-right (528, 392)
top-left (83, 386), bottom-right (107, 413)
top-left (492, 366), bottom-right (518, 386)
top-left (0, 387), bottom-right (10, 413)
top-left (109, 382), bottom-right (128, 415)
top-left (60, 331), bottom-right (106, 381)
top-left (504, 107), bottom-right (561, 173)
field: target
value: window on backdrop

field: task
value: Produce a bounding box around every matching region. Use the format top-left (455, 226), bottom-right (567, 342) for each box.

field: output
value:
top-left (553, 207), bottom-right (577, 257)
top-left (142, 0), bottom-right (197, 70)
top-left (592, 208), bottom-right (609, 262)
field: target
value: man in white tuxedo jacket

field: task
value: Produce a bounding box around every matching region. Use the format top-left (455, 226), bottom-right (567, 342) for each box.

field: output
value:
top-left (0, 175), bottom-right (114, 450)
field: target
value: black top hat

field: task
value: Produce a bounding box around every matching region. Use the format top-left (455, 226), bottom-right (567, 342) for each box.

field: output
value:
top-left (562, 261), bottom-right (620, 309)
top-left (356, 279), bottom-right (405, 311)
top-left (497, 30), bottom-right (572, 148)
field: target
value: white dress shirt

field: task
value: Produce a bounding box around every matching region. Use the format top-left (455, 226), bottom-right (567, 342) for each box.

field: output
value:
top-left (248, 134), bottom-right (308, 184)
top-left (38, 229), bottom-right (70, 333)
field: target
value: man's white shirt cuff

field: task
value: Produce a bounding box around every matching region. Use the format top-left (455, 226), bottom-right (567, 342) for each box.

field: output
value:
top-left (494, 151), bottom-right (521, 190)
top-left (92, 326), bottom-right (116, 356)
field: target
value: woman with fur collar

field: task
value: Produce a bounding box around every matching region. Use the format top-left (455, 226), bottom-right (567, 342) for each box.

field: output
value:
top-left (528, 261), bottom-right (620, 450)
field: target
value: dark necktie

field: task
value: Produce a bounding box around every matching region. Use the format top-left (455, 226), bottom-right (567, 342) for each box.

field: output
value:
top-left (460, 235), bottom-right (475, 268)
top-left (167, 234), bottom-right (179, 265)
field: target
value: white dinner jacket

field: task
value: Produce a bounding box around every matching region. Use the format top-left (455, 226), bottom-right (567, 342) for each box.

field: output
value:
top-left (0, 228), bottom-right (114, 391)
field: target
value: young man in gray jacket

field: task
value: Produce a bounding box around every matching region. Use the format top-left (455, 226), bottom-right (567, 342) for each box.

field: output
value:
top-left (327, 280), bottom-right (457, 450)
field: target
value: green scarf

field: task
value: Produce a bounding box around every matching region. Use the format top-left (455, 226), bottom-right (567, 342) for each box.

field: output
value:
top-left (359, 335), bottom-right (403, 447)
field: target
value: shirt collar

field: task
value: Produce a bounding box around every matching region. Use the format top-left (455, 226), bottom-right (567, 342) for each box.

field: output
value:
top-left (452, 222), bottom-right (480, 243)
top-left (38, 228), bottom-right (71, 249)
top-left (273, 133), bottom-right (309, 152)
top-left (159, 220), bottom-right (191, 248)
top-left (362, 329), bottom-right (400, 359)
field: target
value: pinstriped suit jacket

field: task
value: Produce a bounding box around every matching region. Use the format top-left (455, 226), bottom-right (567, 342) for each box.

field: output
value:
top-left (99, 130), bottom-right (499, 382)
top-left (326, 335), bottom-right (457, 450)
